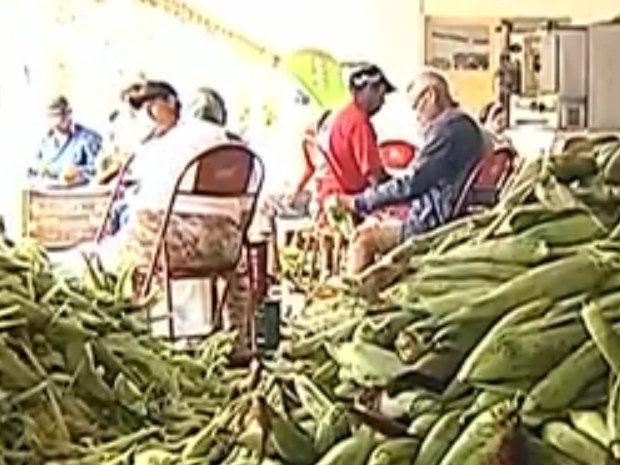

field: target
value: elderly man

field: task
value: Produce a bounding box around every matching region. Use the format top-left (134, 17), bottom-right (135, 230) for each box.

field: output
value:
top-left (338, 69), bottom-right (484, 274)
top-left (30, 96), bottom-right (102, 185)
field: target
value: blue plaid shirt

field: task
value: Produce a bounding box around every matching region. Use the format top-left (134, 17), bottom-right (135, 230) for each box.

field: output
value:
top-left (31, 123), bottom-right (102, 180)
top-left (354, 109), bottom-right (483, 237)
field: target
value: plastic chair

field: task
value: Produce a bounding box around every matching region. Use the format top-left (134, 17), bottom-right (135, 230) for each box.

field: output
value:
top-left (379, 140), bottom-right (417, 170)
top-left (376, 140), bottom-right (417, 221)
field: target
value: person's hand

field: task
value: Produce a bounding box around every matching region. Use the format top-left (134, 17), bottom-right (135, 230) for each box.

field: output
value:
top-left (326, 193), bottom-right (355, 211)
top-left (61, 165), bottom-right (85, 186)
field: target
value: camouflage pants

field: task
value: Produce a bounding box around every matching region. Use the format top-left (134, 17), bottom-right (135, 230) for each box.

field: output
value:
top-left (113, 211), bottom-right (252, 348)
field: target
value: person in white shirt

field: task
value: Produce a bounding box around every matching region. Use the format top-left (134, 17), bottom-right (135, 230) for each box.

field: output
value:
top-left (93, 81), bottom-right (254, 358)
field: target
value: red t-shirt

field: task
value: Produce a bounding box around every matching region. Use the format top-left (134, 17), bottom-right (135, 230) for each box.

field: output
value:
top-left (316, 103), bottom-right (382, 202)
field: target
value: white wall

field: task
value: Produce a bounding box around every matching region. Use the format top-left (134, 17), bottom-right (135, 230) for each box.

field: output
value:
top-left (186, 0), bottom-right (425, 88)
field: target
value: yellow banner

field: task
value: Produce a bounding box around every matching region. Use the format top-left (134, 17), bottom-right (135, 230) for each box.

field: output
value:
top-left (281, 49), bottom-right (348, 110)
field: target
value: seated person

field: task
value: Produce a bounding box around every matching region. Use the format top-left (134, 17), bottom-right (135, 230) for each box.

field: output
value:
top-left (96, 84), bottom-right (152, 185)
top-left (336, 70), bottom-right (485, 274)
top-left (30, 96), bottom-right (102, 185)
top-left (83, 81), bottom-right (254, 356)
top-left (290, 109), bottom-right (331, 206)
top-left (314, 64), bottom-right (393, 207)
top-left (264, 109), bottom-right (332, 220)
top-left (479, 101), bottom-right (514, 152)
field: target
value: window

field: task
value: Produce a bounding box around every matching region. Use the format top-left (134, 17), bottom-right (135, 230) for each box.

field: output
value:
top-left (427, 22), bottom-right (491, 71)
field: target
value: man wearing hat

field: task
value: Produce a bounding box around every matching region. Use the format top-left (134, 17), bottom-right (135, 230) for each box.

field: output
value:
top-left (30, 95), bottom-right (102, 185)
top-left (314, 63), bottom-right (394, 205)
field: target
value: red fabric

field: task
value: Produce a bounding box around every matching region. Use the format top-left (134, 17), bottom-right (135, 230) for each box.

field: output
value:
top-left (453, 148), bottom-right (516, 217)
top-left (379, 140), bottom-right (417, 169)
top-left (316, 103), bottom-right (382, 202)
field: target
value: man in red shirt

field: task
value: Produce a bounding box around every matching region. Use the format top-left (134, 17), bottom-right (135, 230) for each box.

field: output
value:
top-left (315, 64), bottom-right (395, 204)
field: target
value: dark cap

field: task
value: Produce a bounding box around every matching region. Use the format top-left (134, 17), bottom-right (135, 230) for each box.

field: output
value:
top-left (190, 87), bottom-right (227, 126)
top-left (348, 64), bottom-right (396, 93)
top-left (47, 95), bottom-right (70, 114)
top-left (126, 80), bottom-right (178, 110)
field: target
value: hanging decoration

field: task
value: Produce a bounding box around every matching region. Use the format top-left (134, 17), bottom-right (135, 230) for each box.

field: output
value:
top-left (132, 0), bottom-right (281, 66)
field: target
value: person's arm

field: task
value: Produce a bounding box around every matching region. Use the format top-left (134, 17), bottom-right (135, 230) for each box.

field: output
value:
top-left (354, 130), bottom-right (453, 214)
top-left (350, 121), bottom-right (389, 186)
top-left (73, 130), bottom-right (103, 180)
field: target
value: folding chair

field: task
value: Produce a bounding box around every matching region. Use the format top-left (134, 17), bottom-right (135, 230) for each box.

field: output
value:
top-left (453, 147), bottom-right (517, 217)
top-left (379, 140), bottom-right (417, 170)
top-left (98, 143), bottom-right (264, 348)
top-left (140, 143), bottom-right (264, 347)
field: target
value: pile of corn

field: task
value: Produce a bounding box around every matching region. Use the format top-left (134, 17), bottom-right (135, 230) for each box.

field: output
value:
top-left (0, 240), bottom-right (248, 464)
top-left (7, 136), bottom-right (620, 465)
top-left (224, 137), bottom-right (620, 465)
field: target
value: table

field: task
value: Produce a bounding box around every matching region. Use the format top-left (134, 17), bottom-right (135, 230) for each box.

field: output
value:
top-left (22, 183), bottom-right (112, 250)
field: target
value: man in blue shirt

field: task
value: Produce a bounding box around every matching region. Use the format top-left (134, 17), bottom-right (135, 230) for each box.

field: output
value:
top-left (336, 70), bottom-right (485, 273)
top-left (30, 96), bottom-right (102, 185)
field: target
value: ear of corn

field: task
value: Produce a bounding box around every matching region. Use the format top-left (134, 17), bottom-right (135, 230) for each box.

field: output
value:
top-left (461, 314), bottom-right (589, 383)
top-left (313, 403), bottom-right (350, 455)
top-left (438, 400), bottom-right (521, 465)
top-left (423, 235), bottom-right (549, 266)
top-left (366, 437), bottom-right (421, 465)
top-left (352, 311), bottom-right (424, 348)
top-left (569, 410), bottom-right (608, 446)
top-left (440, 248), bottom-right (616, 337)
top-left (326, 341), bottom-right (408, 388)
top-left (524, 433), bottom-right (587, 465)
top-left (581, 302), bottom-right (620, 375)
top-left (414, 409), bottom-right (463, 465)
top-left (416, 261), bottom-right (527, 283)
top-left (267, 400), bottom-right (318, 465)
top-left (457, 298), bottom-right (552, 383)
top-left (408, 411), bottom-right (441, 437)
top-left (523, 341), bottom-right (607, 418)
top-left (542, 421), bottom-right (608, 465)
top-left (294, 374), bottom-right (334, 422)
top-left (607, 375), bottom-right (620, 459)
top-left (419, 288), bottom-right (494, 316)
top-left (460, 390), bottom-right (512, 424)
top-left (517, 210), bottom-right (607, 246)
top-left (314, 426), bottom-right (376, 465)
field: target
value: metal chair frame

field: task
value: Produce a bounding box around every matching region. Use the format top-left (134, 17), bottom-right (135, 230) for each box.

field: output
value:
top-left (97, 143), bottom-right (265, 345)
